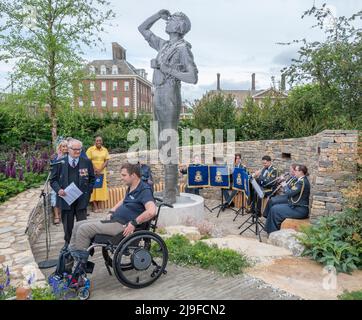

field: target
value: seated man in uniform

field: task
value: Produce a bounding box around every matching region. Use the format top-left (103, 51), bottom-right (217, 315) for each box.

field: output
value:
top-left (263, 163), bottom-right (297, 218)
top-left (265, 164), bottom-right (310, 234)
top-left (249, 155), bottom-right (278, 214)
top-left (68, 162), bottom-right (156, 269)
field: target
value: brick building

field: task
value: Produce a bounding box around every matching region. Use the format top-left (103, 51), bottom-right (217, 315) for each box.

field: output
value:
top-left (209, 73), bottom-right (287, 109)
top-left (76, 42), bottom-right (153, 117)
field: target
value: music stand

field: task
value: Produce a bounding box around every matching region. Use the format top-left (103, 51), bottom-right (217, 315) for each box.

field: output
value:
top-left (211, 188), bottom-right (225, 214)
top-left (231, 191), bottom-right (247, 221)
top-left (238, 176), bottom-right (266, 242)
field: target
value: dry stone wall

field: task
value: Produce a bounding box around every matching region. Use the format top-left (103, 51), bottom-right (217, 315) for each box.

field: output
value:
top-left (106, 130), bottom-right (359, 220)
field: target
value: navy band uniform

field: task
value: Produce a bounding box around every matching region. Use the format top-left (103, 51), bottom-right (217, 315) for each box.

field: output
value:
top-left (265, 175), bottom-right (310, 234)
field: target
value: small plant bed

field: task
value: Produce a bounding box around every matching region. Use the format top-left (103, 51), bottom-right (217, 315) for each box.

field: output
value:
top-left (338, 289), bottom-right (362, 300)
top-left (298, 208), bottom-right (362, 274)
top-left (156, 235), bottom-right (250, 276)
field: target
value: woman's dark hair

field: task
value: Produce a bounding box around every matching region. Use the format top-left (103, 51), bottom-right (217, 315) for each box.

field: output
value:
top-left (234, 153), bottom-right (241, 160)
top-left (262, 155), bottom-right (271, 162)
top-left (121, 162), bottom-right (141, 178)
top-left (296, 164), bottom-right (308, 176)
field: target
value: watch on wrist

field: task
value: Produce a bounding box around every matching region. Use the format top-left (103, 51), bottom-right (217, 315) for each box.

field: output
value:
top-left (130, 219), bottom-right (138, 227)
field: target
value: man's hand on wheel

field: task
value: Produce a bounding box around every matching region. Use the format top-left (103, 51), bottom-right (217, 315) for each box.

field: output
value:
top-left (123, 223), bottom-right (135, 237)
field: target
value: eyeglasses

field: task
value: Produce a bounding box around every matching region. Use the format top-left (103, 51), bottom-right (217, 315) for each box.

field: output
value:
top-left (70, 147), bottom-right (82, 151)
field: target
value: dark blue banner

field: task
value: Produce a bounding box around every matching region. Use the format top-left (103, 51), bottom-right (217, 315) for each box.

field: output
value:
top-left (187, 165), bottom-right (209, 187)
top-left (232, 167), bottom-right (250, 197)
top-left (209, 166), bottom-right (230, 188)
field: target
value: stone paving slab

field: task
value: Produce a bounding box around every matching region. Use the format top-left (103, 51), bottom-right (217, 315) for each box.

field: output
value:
top-left (202, 235), bottom-right (292, 264)
top-left (247, 256), bottom-right (362, 300)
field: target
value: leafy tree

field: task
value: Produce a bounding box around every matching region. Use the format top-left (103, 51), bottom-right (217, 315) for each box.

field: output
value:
top-left (0, 0), bottom-right (115, 144)
top-left (281, 4), bottom-right (362, 125)
top-left (193, 93), bottom-right (236, 137)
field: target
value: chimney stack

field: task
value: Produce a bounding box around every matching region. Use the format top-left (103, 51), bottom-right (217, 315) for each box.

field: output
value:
top-left (281, 74), bottom-right (286, 91)
top-left (217, 73), bottom-right (221, 91)
top-left (112, 42), bottom-right (126, 60)
top-left (251, 73), bottom-right (256, 91)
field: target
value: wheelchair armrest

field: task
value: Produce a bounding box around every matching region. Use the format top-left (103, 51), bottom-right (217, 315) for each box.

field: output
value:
top-left (154, 197), bottom-right (174, 209)
top-left (159, 203), bottom-right (173, 209)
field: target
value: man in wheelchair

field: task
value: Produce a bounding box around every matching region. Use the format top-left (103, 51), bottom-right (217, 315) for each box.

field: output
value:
top-left (69, 162), bottom-right (156, 265)
top-left (51, 162), bottom-right (165, 297)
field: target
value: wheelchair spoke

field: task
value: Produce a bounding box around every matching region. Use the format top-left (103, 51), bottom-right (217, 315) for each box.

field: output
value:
top-left (151, 259), bottom-right (160, 268)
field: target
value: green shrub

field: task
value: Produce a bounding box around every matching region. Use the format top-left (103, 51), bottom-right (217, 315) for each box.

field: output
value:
top-left (159, 235), bottom-right (250, 275)
top-left (0, 172), bottom-right (47, 203)
top-left (338, 290), bottom-right (362, 300)
top-left (298, 208), bottom-right (362, 273)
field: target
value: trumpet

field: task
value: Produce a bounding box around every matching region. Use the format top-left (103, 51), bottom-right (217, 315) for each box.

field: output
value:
top-left (264, 172), bottom-right (290, 187)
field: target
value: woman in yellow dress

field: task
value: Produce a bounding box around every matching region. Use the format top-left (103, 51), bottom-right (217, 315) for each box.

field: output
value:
top-left (86, 136), bottom-right (110, 212)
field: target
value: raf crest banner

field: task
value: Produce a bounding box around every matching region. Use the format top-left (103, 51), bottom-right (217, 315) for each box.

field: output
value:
top-left (187, 165), bottom-right (209, 188)
top-left (209, 166), bottom-right (230, 188)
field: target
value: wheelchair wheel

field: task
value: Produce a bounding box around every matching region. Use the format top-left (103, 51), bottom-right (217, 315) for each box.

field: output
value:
top-left (77, 287), bottom-right (90, 300)
top-left (112, 231), bottom-right (168, 289)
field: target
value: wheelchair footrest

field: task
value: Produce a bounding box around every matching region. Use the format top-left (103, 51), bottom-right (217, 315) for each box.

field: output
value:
top-left (85, 261), bottom-right (95, 274)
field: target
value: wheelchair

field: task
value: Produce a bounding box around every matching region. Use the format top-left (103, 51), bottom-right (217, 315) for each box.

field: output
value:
top-left (49, 197), bottom-right (172, 300)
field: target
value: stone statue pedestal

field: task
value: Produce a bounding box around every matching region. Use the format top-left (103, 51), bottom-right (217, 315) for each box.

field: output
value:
top-left (156, 192), bottom-right (205, 227)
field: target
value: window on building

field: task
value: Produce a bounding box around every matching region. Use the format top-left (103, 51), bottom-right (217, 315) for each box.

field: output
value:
top-left (78, 83), bottom-right (83, 92)
top-left (89, 65), bottom-right (95, 74)
top-left (101, 99), bottom-right (106, 107)
top-left (91, 100), bottom-right (95, 107)
top-left (79, 98), bottom-right (83, 107)
top-left (124, 112), bottom-right (129, 118)
top-left (113, 97), bottom-right (118, 107)
top-left (124, 97), bottom-right (130, 106)
top-left (100, 65), bottom-right (106, 75)
top-left (112, 65), bottom-right (118, 75)
top-left (113, 81), bottom-right (117, 91)
top-left (101, 81), bottom-right (106, 91)
top-left (90, 82), bottom-right (95, 91)
top-left (124, 81), bottom-right (129, 91)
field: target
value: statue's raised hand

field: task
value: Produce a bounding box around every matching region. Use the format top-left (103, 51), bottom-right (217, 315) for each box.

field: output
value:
top-left (158, 9), bottom-right (171, 20)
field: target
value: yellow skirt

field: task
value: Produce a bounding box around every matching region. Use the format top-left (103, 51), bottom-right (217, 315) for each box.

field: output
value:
top-left (90, 170), bottom-right (109, 202)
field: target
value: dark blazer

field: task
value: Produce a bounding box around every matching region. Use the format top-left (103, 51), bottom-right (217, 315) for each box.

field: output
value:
top-left (284, 176), bottom-right (310, 208)
top-left (50, 155), bottom-right (95, 211)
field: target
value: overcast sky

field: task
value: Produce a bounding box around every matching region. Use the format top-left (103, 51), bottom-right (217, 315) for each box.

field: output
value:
top-left (0, 0), bottom-right (360, 102)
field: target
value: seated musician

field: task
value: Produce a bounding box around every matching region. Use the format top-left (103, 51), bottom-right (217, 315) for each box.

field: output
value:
top-left (253, 155), bottom-right (279, 195)
top-left (263, 163), bottom-right (297, 218)
top-left (264, 164), bottom-right (310, 234)
top-left (222, 153), bottom-right (244, 210)
top-left (68, 162), bottom-right (156, 272)
top-left (249, 155), bottom-right (278, 214)
top-left (179, 154), bottom-right (202, 195)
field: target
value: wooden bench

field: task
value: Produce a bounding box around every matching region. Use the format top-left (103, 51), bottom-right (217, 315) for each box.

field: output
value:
top-left (281, 218), bottom-right (310, 232)
top-left (98, 182), bottom-right (187, 209)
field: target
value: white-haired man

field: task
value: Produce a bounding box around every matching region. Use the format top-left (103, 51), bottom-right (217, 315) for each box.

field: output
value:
top-left (50, 139), bottom-right (95, 250)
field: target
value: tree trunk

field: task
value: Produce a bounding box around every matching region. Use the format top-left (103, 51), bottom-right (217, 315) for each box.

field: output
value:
top-left (48, 0), bottom-right (57, 147)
